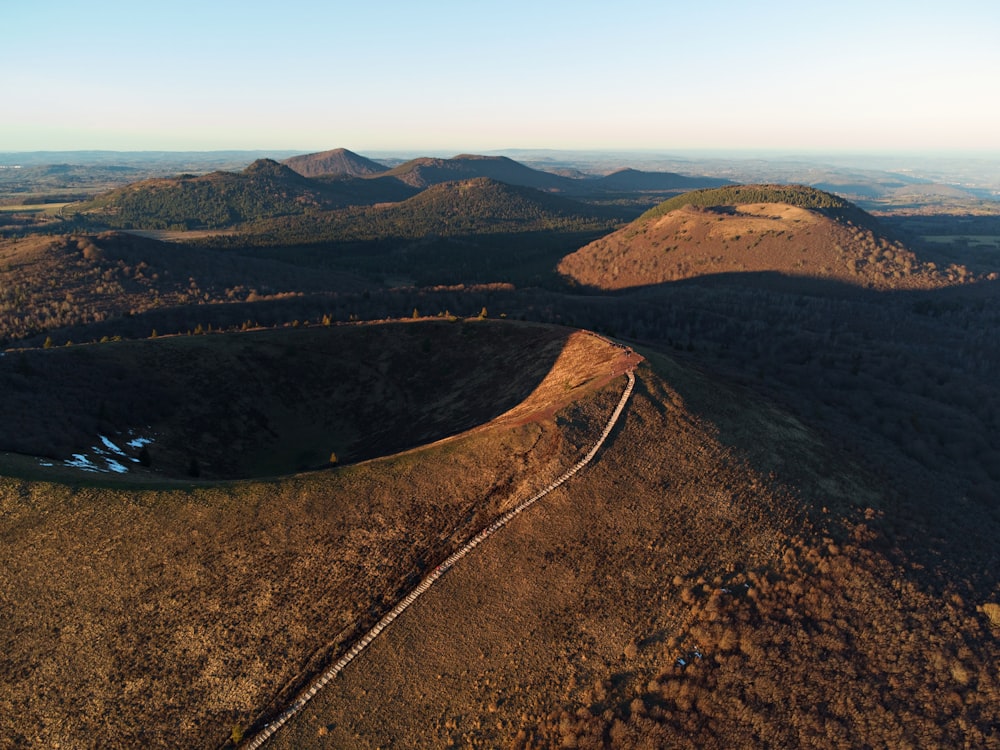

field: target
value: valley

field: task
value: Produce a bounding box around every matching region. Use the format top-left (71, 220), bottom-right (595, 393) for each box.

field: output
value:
top-left (1, 148), bottom-right (999, 749)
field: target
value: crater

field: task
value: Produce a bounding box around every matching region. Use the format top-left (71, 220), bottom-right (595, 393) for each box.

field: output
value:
top-left (0, 320), bottom-right (625, 480)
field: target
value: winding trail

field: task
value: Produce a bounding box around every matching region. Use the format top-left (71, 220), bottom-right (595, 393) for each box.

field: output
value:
top-left (242, 365), bottom-right (637, 749)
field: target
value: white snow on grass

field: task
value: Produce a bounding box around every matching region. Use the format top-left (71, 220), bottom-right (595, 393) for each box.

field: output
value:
top-left (105, 458), bottom-right (129, 474)
top-left (99, 435), bottom-right (126, 455)
top-left (65, 454), bottom-right (100, 472)
top-left (42, 431), bottom-right (155, 474)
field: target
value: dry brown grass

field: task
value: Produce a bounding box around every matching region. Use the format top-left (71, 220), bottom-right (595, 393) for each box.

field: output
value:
top-left (0, 323), bottom-right (627, 749)
top-left (559, 203), bottom-right (967, 291)
top-left (3, 325), bottom-right (997, 749)
top-left (264, 355), bottom-right (1000, 750)
top-left (267, 364), bottom-right (806, 748)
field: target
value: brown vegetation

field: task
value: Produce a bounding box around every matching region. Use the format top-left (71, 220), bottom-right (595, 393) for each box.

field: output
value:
top-left (3, 165), bottom-right (999, 750)
top-left (266, 356), bottom-right (1000, 749)
top-left (0, 323), bottom-right (627, 748)
top-left (0, 232), bottom-right (365, 345)
top-left (559, 201), bottom-right (970, 290)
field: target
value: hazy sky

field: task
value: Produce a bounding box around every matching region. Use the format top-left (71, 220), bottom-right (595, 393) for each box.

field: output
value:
top-left (3, 0), bottom-right (999, 153)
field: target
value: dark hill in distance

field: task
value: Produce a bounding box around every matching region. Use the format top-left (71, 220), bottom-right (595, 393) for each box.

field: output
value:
top-left (282, 148), bottom-right (388, 178)
top-left (70, 158), bottom-right (414, 230)
top-left (380, 154), bottom-right (579, 192)
top-left (72, 159), bottom-right (333, 229)
top-left (596, 167), bottom-right (731, 192)
top-left (377, 177), bottom-right (621, 233)
top-left (559, 184), bottom-right (973, 291)
top-left (228, 177), bottom-right (621, 247)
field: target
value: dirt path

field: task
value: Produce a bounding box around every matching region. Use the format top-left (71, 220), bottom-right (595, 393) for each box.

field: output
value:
top-left (241, 365), bottom-right (637, 749)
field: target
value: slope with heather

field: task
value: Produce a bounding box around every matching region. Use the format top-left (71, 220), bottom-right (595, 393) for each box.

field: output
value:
top-left (1, 320), bottom-right (998, 750)
top-left (70, 159), bottom-right (411, 230)
top-left (0, 322), bottom-right (633, 749)
top-left (559, 184), bottom-right (970, 290)
top-left (0, 232), bottom-right (366, 346)
top-left (263, 349), bottom-right (1000, 750)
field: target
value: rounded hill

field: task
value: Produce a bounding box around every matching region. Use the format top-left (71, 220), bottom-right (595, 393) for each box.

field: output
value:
top-left (71, 159), bottom-right (333, 230)
top-left (380, 177), bottom-right (618, 231)
top-left (282, 148), bottom-right (388, 178)
top-left (559, 184), bottom-right (964, 290)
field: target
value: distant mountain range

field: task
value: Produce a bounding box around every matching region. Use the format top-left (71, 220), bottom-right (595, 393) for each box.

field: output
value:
top-left (595, 167), bottom-right (730, 192)
top-left (69, 150), bottom-right (730, 231)
top-left (284, 150), bottom-right (731, 194)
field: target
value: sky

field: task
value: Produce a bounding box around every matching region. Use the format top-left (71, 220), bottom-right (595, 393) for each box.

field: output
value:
top-left (3, 0), bottom-right (999, 154)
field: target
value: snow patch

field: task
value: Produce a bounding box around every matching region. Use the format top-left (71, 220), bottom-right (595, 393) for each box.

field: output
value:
top-left (65, 454), bottom-right (100, 472)
top-left (99, 435), bottom-right (126, 455)
top-left (105, 458), bottom-right (129, 474)
top-left (37, 430), bottom-right (152, 475)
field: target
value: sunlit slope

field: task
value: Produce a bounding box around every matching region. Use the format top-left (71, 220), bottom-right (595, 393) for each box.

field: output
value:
top-left (0, 323), bottom-right (631, 749)
top-left (559, 184), bottom-right (968, 290)
top-left (269, 352), bottom-right (1000, 750)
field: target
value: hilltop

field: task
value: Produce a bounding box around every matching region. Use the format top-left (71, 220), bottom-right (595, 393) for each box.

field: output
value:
top-left (282, 148), bottom-right (388, 178)
top-left (559, 184), bottom-right (970, 290)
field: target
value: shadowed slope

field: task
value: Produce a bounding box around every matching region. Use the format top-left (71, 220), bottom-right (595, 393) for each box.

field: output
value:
top-left (0, 232), bottom-right (366, 345)
top-left (0, 321), bottom-right (607, 480)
